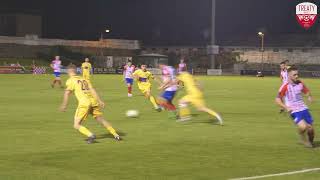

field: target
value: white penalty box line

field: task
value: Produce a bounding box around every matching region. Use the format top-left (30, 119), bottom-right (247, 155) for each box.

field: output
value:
top-left (229, 168), bottom-right (320, 180)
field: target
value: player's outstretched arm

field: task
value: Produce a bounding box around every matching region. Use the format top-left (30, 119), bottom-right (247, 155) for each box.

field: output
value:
top-left (154, 75), bottom-right (162, 85)
top-left (305, 92), bottom-right (313, 103)
top-left (275, 97), bottom-right (290, 112)
top-left (60, 90), bottom-right (72, 112)
top-left (302, 83), bottom-right (313, 103)
top-left (159, 78), bottom-right (171, 90)
top-left (132, 72), bottom-right (138, 79)
top-left (175, 79), bottom-right (183, 88)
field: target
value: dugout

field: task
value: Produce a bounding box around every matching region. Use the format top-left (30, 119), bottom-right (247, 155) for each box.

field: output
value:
top-left (134, 53), bottom-right (168, 68)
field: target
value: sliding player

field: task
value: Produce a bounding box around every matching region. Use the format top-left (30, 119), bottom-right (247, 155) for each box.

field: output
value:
top-left (81, 58), bottom-right (92, 80)
top-left (177, 72), bottom-right (223, 125)
top-left (132, 64), bottom-right (161, 111)
top-left (50, 56), bottom-right (63, 88)
top-left (158, 63), bottom-right (178, 118)
top-left (123, 61), bottom-right (135, 97)
top-left (275, 66), bottom-right (315, 148)
top-left (60, 64), bottom-right (121, 144)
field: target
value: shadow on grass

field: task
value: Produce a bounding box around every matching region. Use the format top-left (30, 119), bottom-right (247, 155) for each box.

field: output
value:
top-left (176, 113), bottom-right (223, 126)
top-left (95, 132), bottom-right (127, 140)
top-left (181, 119), bottom-right (223, 126)
top-left (313, 141), bottom-right (320, 148)
top-left (190, 113), bottom-right (201, 117)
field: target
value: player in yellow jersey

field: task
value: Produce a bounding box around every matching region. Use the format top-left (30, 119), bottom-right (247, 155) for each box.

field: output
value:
top-left (81, 58), bottom-right (92, 80)
top-left (176, 72), bottom-right (223, 125)
top-left (132, 64), bottom-right (161, 111)
top-left (60, 64), bottom-right (121, 144)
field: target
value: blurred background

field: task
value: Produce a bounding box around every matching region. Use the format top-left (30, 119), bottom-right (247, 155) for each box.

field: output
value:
top-left (0, 0), bottom-right (319, 76)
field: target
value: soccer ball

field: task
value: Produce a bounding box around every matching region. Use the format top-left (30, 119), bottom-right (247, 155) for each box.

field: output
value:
top-left (126, 110), bottom-right (139, 118)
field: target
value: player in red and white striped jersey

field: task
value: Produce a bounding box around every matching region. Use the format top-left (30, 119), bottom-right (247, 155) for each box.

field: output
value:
top-left (123, 61), bottom-right (136, 97)
top-left (279, 61), bottom-right (290, 113)
top-left (50, 56), bottom-right (63, 88)
top-left (275, 66), bottom-right (315, 148)
top-left (158, 63), bottom-right (178, 118)
top-left (279, 61), bottom-right (288, 84)
top-left (177, 58), bottom-right (187, 74)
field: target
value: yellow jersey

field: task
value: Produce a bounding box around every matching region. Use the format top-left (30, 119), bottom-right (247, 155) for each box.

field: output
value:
top-left (66, 76), bottom-right (97, 106)
top-left (132, 69), bottom-right (153, 85)
top-left (177, 72), bottom-right (202, 96)
top-left (81, 62), bottom-right (92, 73)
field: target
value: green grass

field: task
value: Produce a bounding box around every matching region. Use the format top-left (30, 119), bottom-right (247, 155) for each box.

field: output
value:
top-left (0, 74), bottom-right (320, 180)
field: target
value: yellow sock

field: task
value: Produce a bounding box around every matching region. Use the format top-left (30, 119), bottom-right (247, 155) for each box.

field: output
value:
top-left (207, 109), bottom-right (220, 119)
top-left (179, 104), bottom-right (191, 117)
top-left (78, 126), bottom-right (93, 137)
top-left (149, 95), bottom-right (158, 108)
top-left (107, 126), bottom-right (119, 137)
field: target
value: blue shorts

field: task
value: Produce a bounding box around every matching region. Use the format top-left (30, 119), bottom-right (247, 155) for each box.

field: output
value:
top-left (54, 72), bottom-right (61, 77)
top-left (161, 91), bottom-right (176, 102)
top-left (139, 78), bottom-right (147, 82)
top-left (125, 78), bottom-right (134, 85)
top-left (291, 109), bottom-right (313, 125)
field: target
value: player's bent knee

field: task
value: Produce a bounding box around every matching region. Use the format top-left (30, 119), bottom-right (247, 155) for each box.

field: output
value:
top-left (96, 117), bottom-right (111, 126)
top-left (73, 123), bottom-right (81, 130)
top-left (179, 99), bottom-right (188, 104)
top-left (307, 125), bottom-right (314, 131)
top-left (297, 121), bottom-right (307, 131)
top-left (95, 116), bottom-right (108, 124)
top-left (73, 119), bottom-right (82, 129)
top-left (179, 102), bottom-right (188, 108)
top-left (95, 116), bottom-right (103, 122)
top-left (157, 97), bottom-right (166, 103)
top-left (197, 106), bottom-right (206, 112)
top-left (299, 125), bottom-right (307, 131)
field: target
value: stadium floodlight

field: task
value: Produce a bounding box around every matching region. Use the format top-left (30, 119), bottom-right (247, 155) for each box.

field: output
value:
top-left (257, 32), bottom-right (265, 51)
top-left (257, 32), bottom-right (265, 71)
top-left (100, 29), bottom-right (111, 41)
top-left (258, 32), bottom-right (264, 37)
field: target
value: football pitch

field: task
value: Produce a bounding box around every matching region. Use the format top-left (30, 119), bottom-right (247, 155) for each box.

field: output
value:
top-left (1, 74), bottom-right (320, 180)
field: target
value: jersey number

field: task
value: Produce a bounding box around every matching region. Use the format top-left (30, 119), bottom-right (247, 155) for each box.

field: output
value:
top-left (78, 80), bottom-right (89, 90)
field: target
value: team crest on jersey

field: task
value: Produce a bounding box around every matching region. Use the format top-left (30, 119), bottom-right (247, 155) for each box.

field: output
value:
top-left (296, 2), bottom-right (318, 30)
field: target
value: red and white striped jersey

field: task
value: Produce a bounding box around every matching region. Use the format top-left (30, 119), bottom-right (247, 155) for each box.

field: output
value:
top-left (162, 66), bottom-right (177, 91)
top-left (123, 65), bottom-right (135, 79)
top-left (277, 81), bottom-right (309, 113)
top-left (280, 69), bottom-right (288, 84)
top-left (178, 63), bottom-right (187, 73)
top-left (51, 60), bottom-right (61, 72)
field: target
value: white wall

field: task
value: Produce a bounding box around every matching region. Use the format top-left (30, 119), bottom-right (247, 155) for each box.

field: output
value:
top-left (233, 48), bottom-right (320, 64)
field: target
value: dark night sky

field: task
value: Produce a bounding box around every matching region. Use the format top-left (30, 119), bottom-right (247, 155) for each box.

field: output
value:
top-left (1, 0), bottom-right (319, 45)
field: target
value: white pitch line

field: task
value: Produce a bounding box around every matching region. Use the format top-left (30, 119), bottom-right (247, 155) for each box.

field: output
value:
top-left (229, 168), bottom-right (320, 180)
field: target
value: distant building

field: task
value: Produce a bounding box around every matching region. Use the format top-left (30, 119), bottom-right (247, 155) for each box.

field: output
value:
top-left (0, 13), bottom-right (42, 37)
